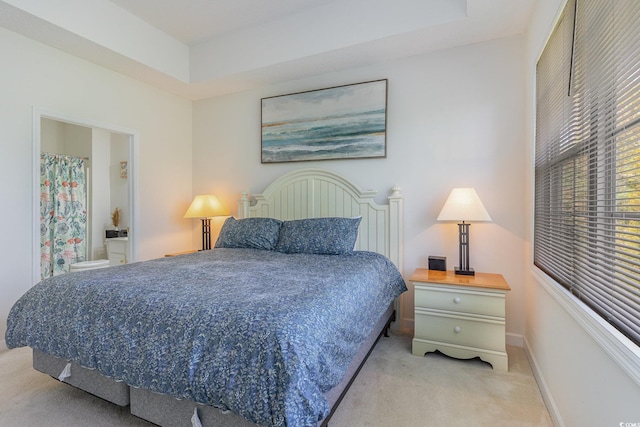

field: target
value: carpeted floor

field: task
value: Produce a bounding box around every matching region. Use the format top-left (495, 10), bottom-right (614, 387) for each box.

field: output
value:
top-left (0, 333), bottom-right (553, 427)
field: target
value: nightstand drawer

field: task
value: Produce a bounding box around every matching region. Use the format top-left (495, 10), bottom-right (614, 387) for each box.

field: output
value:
top-left (414, 311), bottom-right (506, 352)
top-left (110, 253), bottom-right (126, 266)
top-left (414, 285), bottom-right (505, 317)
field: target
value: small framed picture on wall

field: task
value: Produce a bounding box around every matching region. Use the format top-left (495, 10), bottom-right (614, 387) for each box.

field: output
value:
top-left (120, 161), bottom-right (128, 179)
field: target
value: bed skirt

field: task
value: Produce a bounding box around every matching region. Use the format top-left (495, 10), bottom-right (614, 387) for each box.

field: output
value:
top-left (33, 349), bottom-right (130, 406)
top-left (31, 304), bottom-right (395, 426)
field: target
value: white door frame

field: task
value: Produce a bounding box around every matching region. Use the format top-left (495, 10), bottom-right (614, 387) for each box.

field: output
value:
top-left (32, 107), bottom-right (139, 283)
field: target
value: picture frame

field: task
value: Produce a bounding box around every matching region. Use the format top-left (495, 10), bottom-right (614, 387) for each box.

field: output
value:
top-left (261, 79), bottom-right (387, 163)
top-left (120, 161), bottom-right (128, 179)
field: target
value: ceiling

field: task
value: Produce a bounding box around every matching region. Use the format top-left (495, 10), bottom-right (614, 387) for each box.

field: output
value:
top-left (109, 0), bottom-right (341, 46)
top-left (0, 0), bottom-right (535, 100)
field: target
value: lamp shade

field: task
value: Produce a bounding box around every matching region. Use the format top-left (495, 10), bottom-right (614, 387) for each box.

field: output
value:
top-left (184, 195), bottom-right (229, 218)
top-left (437, 188), bottom-right (491, 222)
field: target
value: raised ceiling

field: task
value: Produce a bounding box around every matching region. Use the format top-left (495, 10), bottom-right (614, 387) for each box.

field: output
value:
top-left (109, 0), bottom-right (341, 46)
top-left (0, 0), bottom-right (534, 100)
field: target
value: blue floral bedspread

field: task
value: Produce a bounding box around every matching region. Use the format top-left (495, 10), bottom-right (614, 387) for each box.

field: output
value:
top-left (6, 248), bottom-right (406, 426)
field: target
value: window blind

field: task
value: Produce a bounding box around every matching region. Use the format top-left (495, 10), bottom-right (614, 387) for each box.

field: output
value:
top-left (535, 0), bottom-right (640, 346)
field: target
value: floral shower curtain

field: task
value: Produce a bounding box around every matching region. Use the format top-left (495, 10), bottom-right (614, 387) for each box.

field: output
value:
top-left (40, 153), bottom-right (87, 279)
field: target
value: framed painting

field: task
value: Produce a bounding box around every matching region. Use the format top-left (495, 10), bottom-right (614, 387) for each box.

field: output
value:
top-left (261, 79), bottom-right (387, 163)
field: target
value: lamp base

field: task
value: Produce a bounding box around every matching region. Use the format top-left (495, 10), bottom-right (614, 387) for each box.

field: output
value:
top-left (455, 267), bottom-right (475, 276)
top-left (200, 218), bottom-right (212, 251)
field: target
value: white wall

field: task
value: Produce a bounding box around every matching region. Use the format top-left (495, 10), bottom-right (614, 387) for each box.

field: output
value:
top-left (193, 35), bottom-right (528, 338)
top-left (0, 26), bottom-right (193, 347)
top-left (91, 128), bottom-right (111, 260)
top-left (110, 133), bottom-right (130, 232)
top-left (524, 0), bottom-right (640, 425)
top-left (41, 118), bottom-right (92, 156)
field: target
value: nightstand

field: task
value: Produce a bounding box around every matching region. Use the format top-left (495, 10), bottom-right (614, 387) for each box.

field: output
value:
top-left (164, 249), bottom-right (198, 257)
top-left (411, 268), bottom-right (511, 371)
top-left (106, 237), bottom-right (128, 266)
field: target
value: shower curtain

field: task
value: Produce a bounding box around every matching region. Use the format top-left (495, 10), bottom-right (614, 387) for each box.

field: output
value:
top-left (40, 153), bottom-right (88, 279)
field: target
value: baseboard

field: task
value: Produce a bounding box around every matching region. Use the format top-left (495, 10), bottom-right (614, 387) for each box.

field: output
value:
top-left (506, 332), bottom-right (524, 348)
top-left (400, 317), bottom-right (414, 335)
top-left (523, 336), bottom-right (565, 427)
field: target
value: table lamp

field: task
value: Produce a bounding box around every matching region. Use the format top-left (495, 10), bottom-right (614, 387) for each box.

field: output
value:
top-left (184, 195), bottom-right (229, 250)
top-left (437, 188), bottom-right (491, 276)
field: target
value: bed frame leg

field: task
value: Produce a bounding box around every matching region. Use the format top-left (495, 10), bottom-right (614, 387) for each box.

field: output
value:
top-left (383, 310), bottom-right (396, 337)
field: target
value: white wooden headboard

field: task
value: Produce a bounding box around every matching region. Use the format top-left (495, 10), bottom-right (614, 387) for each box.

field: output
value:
top-left (237, 168), bottom-right (403, 272)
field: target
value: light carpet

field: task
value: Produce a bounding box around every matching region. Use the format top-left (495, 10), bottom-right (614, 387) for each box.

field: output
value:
top-left (0, 333), bottom-right (553, 427)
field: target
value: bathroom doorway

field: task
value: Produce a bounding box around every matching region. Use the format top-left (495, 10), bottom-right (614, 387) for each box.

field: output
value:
top-left (32, 109), bottom-right (138, 283)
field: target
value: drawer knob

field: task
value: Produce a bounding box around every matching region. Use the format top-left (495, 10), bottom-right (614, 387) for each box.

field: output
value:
top-left (453, 297), bottom-right (461, 304)
top-left (454, 326), bottom-right (461, 333)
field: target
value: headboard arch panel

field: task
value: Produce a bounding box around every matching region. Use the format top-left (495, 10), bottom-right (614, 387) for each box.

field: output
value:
top-left (238, 168), bottom-right (403, 271)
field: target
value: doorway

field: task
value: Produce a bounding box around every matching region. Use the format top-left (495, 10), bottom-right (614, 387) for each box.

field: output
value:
top-left (32, 108), bottom-right (138, 283)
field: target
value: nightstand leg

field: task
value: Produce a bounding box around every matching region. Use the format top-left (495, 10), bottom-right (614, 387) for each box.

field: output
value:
top-left (412, 339), bottom-right (508, 372)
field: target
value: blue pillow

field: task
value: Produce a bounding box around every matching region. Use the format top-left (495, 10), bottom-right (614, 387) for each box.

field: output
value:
top-left (214, 217), bottom-right (283, 250)
top-left (275, 217), bottom-right (362, 255)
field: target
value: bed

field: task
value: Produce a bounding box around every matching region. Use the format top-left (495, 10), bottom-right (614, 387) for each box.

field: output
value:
top-left (6, 168), bottom-right (406, 426)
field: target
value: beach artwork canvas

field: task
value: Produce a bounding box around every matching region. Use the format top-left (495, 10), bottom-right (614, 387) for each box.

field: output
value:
top-left (261, 80), bottom-right (387, 163)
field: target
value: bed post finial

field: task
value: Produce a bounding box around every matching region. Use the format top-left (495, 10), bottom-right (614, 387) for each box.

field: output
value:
top-left (390, 185), bottom-right (402, 198)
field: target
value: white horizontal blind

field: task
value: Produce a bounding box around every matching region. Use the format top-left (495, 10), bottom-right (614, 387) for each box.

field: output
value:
top-left (535, 0), bottom-right (640, 346)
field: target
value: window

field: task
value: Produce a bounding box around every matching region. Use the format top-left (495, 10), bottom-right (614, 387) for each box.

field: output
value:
top-left (535, 0), bottom-right (640, 346)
